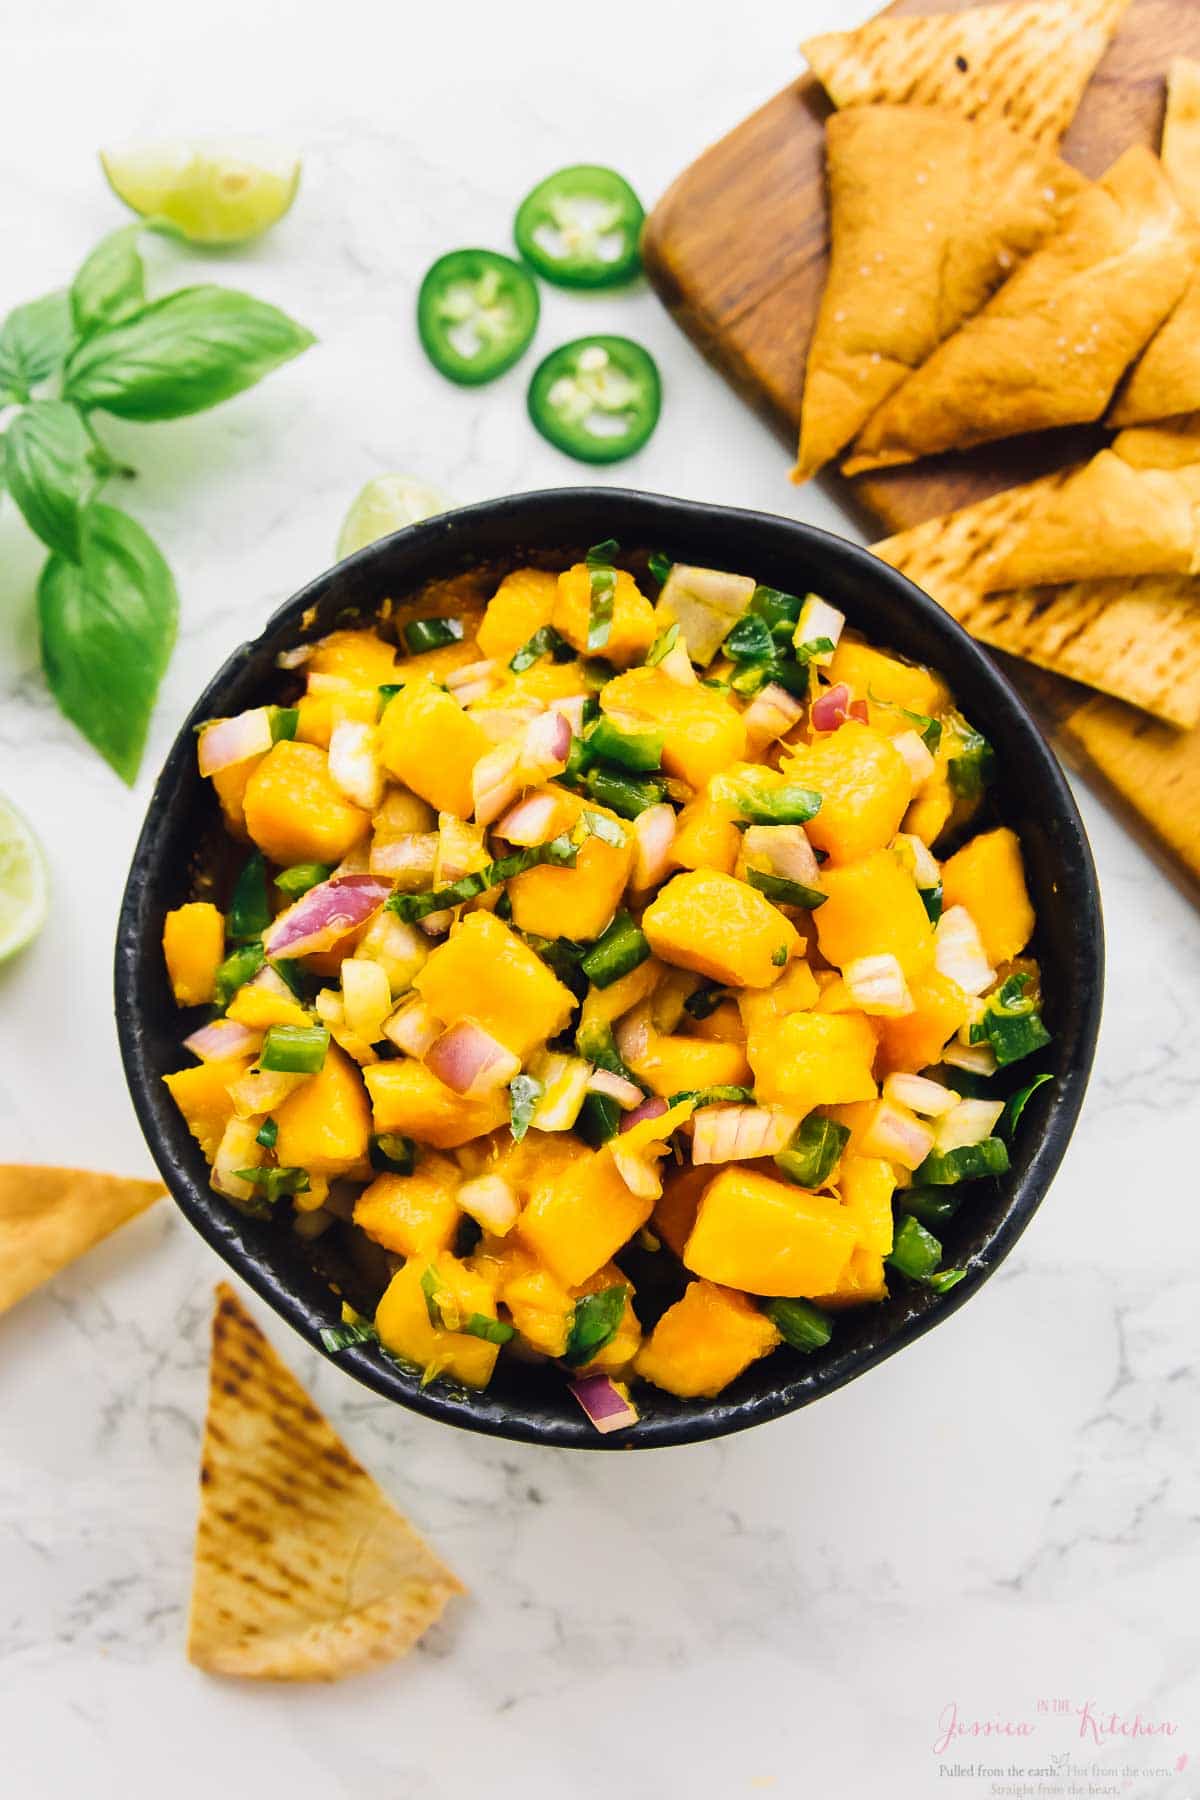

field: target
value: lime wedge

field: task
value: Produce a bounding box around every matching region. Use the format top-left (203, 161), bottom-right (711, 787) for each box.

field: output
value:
top-left (0, 793), bottom-right (49, 963)
top-left (99, 138), bottom-right (301, 245)
top-left (336, 475), bottom-right (450, 559)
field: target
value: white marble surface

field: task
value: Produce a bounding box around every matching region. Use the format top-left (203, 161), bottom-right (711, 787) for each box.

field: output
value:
top-left (2, 2), bottom-right (1199, 1795)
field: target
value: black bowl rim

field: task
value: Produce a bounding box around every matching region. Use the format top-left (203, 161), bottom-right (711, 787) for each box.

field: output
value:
top-left (115, 487), bottom-right (1103, 1450)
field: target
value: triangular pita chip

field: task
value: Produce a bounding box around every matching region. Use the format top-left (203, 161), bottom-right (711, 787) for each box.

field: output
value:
top-left (794, 107), bottom-right (1084, 481)
top-left (0, 1165), bottom-right (163, 1314)
top-left (846, 147), bottom-right (1193, 472)
top-left (873, 479), bottom-right (1200, 728)
top-left (1112, 414), bottom-right (1200, 468)
top-left (979, 449), bottom-right (1200, 589)
top-left (188, 1284), bottom-right (463, 1681)
top-left (1059, 694), bottom-right (1200, 884)
top-left (1110, 61), bottom-right (1200, 426)
top-left (801, 0), bottom-right (1130, 146)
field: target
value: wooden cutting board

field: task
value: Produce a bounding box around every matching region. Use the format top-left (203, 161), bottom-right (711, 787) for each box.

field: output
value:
top-left (642, 0), bottom-right (1200, 895)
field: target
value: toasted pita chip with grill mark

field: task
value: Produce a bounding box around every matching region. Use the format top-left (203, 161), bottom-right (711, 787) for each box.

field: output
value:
top-left (0, 1165), bottom-right (163, 1315)
top-left (187, 1283), bottom-right (463, 1682)
top-left (801, 0), bottom-right (1130, 147)
top-left (1058, 694), bottom-right (1200, 882)
top-left (845, 147), bottom-right (1193, 473)
top-left (794, 106), bottom-right (1084, 481)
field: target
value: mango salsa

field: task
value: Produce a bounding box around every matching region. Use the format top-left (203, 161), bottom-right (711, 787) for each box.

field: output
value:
top-left (166, 551), bottom-right (1049, 1429)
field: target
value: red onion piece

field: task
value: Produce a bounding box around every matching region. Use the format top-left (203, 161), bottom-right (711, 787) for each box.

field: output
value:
top-left (550, 695), bottom-right (588, 736)
top-left (619, 1095), bottom-right (668, 1134)
top-left (811, 684), bottom-right (854, 733)
top-left (369, 832), bottom-right (440, 884)
top-left (472, 740), bottom-right (522, 827)
top-left (263, 874), bottom-right (392, 960)
top-left (570, 1374), bottom-right (639, 1435)
top-left (496, 790), bottom-right (566, 846)
top-left (691, 1105), bottom-right (798, 1165)
top-left (183, 1018), bottom-right (263, 1062)
top-left (521, 708), bottom-right (571, 778)
top-left (858, 1100), bottom-right (936, 1171)
top-left (586, 1068), bottom-right (644, 1110)
top-left (614, 1004), bottom-right (653, 1069)
top-left (631, 802), bottom-right (677, 890)
top-left (383, 997), bottom-right (442, 1058)
top-left (425, 1018), bottom-right (520, 1096)
top-left (197, 708), bottom-right (273, 777)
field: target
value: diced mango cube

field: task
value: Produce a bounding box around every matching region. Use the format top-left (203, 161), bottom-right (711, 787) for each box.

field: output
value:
top-left (414, 911), bottom-right (576, 1059)
top-left (828, 638), bottom-right (950, 727)
top-left (518, 1147), bottom-right (654, 1287)
top-left (273, 1043), bottom-right (372, 1176)
top-left (835, 1151), bottom-right (895, 1256)
top-left (306, 628), bottom-right (401, 686)
top-left (507, 815), bottom-right (632, 942)
top-left (671, 795), bottom-right (741, 875)
top-left (552, 564), bottom-right (656, 667)
top-left (363, 1059), bottom-right (510, 1149)
top-left (242, 740), bottom-right (370, 866)
top-left (747, 1010), bottom-right (878, 1114)
top-left (782, 722), bottom-right (912, 864)
top-left (476, 568), bottom-right (559, 665)
top-left (629, 1031), bottom-right (751, 1099)
top-left (811, 1246), bottom-right (889, 1309)
top-left (375, 1253), bottom-right (501, 1388)
top-left (642, 869), bottom-right (801, 989)
top-left (601, 666), bottom-right (746, 789)
top-left (875, 970), bottom-right (970, 1074)
top-left (941, 827), bottom-right (1035, 967)
top-left (162, 902), bottom-right (225, 1006)
top-left (815, 849), bottom-right (934, 975)
top-left (353, 1155), bottom-right (462, 1257)
top-left (164, 1057), bottom-right (255, 1162)
top-left (683, 1167), bottom-right (860, 1297)
top-left (378, 676), bottom-right (490, 820)
top-left (634, 1280), bottom-right (780, 1399)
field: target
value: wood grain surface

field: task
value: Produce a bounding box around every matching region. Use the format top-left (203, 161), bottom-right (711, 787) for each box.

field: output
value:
top-left (642, 0), bottom-right (1200, 893)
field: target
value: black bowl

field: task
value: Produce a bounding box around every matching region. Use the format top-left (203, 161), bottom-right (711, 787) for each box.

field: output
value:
top-left (115, 488), bottom-right (1103, 1450)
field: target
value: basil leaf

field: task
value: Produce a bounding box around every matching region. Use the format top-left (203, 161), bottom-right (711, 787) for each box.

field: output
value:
top-left (564, 1285), bottom-right (628, 1366)
top-left (38, 503), bottom-right (178, 782)
top-left (4, 402), bottom-right (103, 559)
top-left (70, 225), bottom-right (146, 338)
top-left (0, 291), bottom-right (73, 402)
top-left (509, 1074), bottom-right (543, 1144)
top-left (62, 285), bottom-right (315, 420)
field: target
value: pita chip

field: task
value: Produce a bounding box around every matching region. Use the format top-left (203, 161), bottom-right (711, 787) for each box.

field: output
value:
top-left (0, 1165), bottom-right (163, 1315)
top-left (1059, 695), bottom-right (1200, 884)
top-left (1110, 61), bottom-right (1200, 426)
top-left (846, 148), bottom-right (1193, 473)
top-left (188, 1284), bottom-right (463, 1682)
top-left (1111, 414), bottom-right (1200, 468)
top-left (801, 0), bottom-right (1130, 147)
top-left (873, 481), bottom-right (1200, 728)
top-left (794, 107), bottom-right (1084, 481)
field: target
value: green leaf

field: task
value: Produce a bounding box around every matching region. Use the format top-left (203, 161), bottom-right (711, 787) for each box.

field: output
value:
top-left (4, 402), bottom-right (102, 559)
top-left (564, 1285), bottom-right (629, 1366)
top-left (0, 292), bottom-right (73, 402)
top-left (70, 226), bottom-right (145, 339)
top-left (62, 285), bottom-right (315, 420)
top-left (509, 1073), bottom-right (543, 1144)
top-left (37, 503), bottom-right (178, 782)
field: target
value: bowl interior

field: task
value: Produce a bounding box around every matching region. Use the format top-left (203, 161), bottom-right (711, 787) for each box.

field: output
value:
top-left (116, 489), bottom-right (1103, 1449)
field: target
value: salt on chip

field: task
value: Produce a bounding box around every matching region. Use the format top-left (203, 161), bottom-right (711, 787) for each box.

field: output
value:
top-left (801, 0), bottom-right (1130, 147)
top-left (0, 1165), bottom-right (163, 1315)
top-left (845, 148), bottom-right (1192, 473)
top-left (187, 1283), bottom-right (463, 1681)
top-left (794, 106), bottom-right (1084, 481)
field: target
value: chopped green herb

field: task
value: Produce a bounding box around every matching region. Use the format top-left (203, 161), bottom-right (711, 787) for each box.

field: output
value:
top-left (403, 616), bottom-right (464, 654)
top-left (974, 974), bottom-right (1051, 1066)
top-left (576, 1090), bottom-right (622, 1146)
top-left (586, 715), bottom-right (664, 771)
top-left (580, 910), bottom-right (651, 987)
top-left (232, 1165), bottom-right (311, 1203)
top-left (509, 1073), bottom-right (543, 1143)
top-left (668, 1084), bottom-right (752, 1109)
top-left (887, 1213), bottom-right (942, 1281)
top-left (494, 889), bottom-right (514, 921)
top-left (260, 1022), bottom-right (329, 1074)
top-left (749, 585), bottom-right (804, 631)
top-left (747, 867), bottom-right (827, 911)
top-left (522, 932), bottom-right (588, 985)
top-left (920, 881), bottom-right (944, 925)
top-left (269, 706), bottom-right (299, 743)
top-left (647, 551), bottom-right (673, 587)
top-left (710, 773), bottom-right (822, 825)
top-left (683, 983), bottom-right (727, 1020)
top-left (775, 1116), bottom-right (850, 1188)
top-left (729, 658), bottom-right (811, 700)
top-left (275, 861), bottom-right (331, 899)
top-left (583, 766), bottom-right (665, 818)
top-left (255, 1117), bottom-right (278, 1151)
top-left (320, 1320), bottom-right (380, 1352)
top-left (792, 635), bottom-right (836, 666)
top-left (771, 944), bottom-right (789, 966)
top-left (377, 682), bottom-right (403, 714)
top-left (868, 689), bottom-right (942, 751)
top-left (564, 1285), bottom-right (629, 1366)
top-left (948, 723), bottom-right (995, 799)
top-left (387, 832), bottom-right (579, 921)
top-left (1001, 1072), bottom-right (1053, 1139)
top-left (916, 1137), bottom-right (1010, 1185)
top-left (461, 1312), bottom-right (516, 1345)
top-left (419, 1264), bottom-right (444, 1327)
top-left (585, 539), bottom-right (619, 652)
top-left (764, 1296), bottom-right (833, 1351)
top-left (369, 1132), bottom-right (416, 1174)
top-left (724, 614), bottom-right (775, 663)
top-left (214, 939), bottom-right (265, 1008)
top-left (509, 623), bottom-right (572, 672)
top-left (229, 850), bottom-right (271, 941)
top-left (575, 1017), bottom-right (638, 1082)
top-left (645, 621), bottom-right (679, 666)
top-left (929, 1267), bottom-right (967, 1294)
top-left (580, 808), bottom-right (627, 847)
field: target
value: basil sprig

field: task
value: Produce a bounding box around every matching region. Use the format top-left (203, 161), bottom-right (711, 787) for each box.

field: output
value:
top-left (0, 225), bottom-right (313, 781)
top-left (585, 538), bottom-right (619, 652)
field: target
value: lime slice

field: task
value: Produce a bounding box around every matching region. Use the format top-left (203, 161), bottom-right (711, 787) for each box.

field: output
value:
top-left (0, 793), bottom-right (49, 963)
top-left (336, 475), bottom-right (450, 559)
top-left (99, 138), bottom-right (301, 245)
